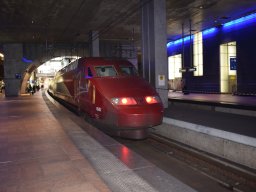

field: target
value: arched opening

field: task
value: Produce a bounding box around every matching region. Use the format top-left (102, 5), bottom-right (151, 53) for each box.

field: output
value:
top-left (20, 56), bottom-right (79, 95)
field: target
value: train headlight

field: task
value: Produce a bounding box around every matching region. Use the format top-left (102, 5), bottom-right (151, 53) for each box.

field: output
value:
top-left (145, 96), bottom-right (160, 104)
top-left (111, 97), bottom-right (137, 105)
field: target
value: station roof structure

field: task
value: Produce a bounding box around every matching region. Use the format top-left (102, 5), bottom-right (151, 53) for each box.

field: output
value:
top-left (1, 0), bottom-right (256, 45)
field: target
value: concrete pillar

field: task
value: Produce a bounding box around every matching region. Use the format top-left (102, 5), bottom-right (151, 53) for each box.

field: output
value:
top-left (141, 0), bottom-right (168, 108)
top-left (89, 31), bottom-right (100, 57)
top-left (3, 44), bottom-right (26, 96)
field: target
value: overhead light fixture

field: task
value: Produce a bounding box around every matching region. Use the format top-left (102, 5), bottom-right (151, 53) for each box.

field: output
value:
top-left (223, 12), bottom-right (256, 28)
top-left (167, 12), bottom-right (256, 48)
top-left (167, 35), bottom-right (192, 47)
top-left (202, 27), bottom-right (217, 36)
top-left (22, 57), bottom-right (32, 63)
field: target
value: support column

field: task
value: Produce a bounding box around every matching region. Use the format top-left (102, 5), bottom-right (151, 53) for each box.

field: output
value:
top-left (141, 0), bottom-right (168, 108)
top-left (89, 31), bottom-right (100, 57)
top-left (3, 44), bottom-right (25, 96)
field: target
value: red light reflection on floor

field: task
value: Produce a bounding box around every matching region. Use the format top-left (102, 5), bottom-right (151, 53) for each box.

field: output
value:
top-left (120, 146), bottom-right (130, 164)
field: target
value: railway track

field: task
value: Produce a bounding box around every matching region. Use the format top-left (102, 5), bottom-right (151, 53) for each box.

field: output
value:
top-left (115, 133), bottom-right (256, 192)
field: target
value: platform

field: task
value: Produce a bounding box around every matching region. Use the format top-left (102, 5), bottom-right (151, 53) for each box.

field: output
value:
top-left (0, 92), bottom-right (110, 191)
top-left (151, 91), bottom-right (256, 170)
top-left (168, 91), bottom-right (256, 111)
top-left (166, 91), bottom-right (256, 138)
top-left (0, 91), bottom-right (196, 192)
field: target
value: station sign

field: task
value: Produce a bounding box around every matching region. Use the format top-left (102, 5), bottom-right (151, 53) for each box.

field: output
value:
top-left (179, 67), bottom-right (197, 73)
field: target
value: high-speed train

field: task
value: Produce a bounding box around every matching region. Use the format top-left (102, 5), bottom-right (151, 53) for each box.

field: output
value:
top-left (48, 57), bottom-right (163, 139)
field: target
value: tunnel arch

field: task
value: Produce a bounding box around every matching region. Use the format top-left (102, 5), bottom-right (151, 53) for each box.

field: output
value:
top-left (20, 55), bottom-right (84, 94)
top-left (19, 44), bottom-right (89, 94)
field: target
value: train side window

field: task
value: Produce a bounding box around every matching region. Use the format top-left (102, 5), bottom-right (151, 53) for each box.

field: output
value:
top-left (95, 66), bottom-right (117, 77)
top-left (120, 66), bottom-right (138, 76)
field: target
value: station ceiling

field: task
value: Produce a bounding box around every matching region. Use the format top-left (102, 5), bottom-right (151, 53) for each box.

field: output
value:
top-left (1, 0), bottom-right (256, 46)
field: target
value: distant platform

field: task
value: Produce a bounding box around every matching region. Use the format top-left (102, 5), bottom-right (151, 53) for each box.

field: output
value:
top-left (168, 91), bottom-right (256, 111)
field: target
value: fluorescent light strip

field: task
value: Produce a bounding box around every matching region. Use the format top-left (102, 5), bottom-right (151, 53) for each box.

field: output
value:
top-left (167, 12), bottom-right (256, 47)
top-left (223, 12), bottom-right (256, 28)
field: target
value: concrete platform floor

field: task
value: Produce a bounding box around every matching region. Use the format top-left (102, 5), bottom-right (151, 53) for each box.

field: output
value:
top-left (0, 91), bottom-right (198, 192)
top-left (168, 91), bottom-right (256, 108)
top-left (0, 91), bottom-right (110, 192)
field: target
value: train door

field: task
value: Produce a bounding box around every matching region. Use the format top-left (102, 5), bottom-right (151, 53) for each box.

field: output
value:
top-left (79, 66), bottom-right (93, 115)
top-left (74, 71), bottom-right (82, 110)
top-left (220, 42), bottom-right (237, 93)
top-left (74, 68), bottom-right (86, 112)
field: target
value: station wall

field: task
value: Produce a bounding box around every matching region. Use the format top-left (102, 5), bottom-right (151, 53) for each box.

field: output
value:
top-left (167, 14), bottom-right (256, 94)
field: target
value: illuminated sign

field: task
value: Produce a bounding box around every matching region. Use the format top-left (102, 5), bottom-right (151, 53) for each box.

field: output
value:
top-left (230, 57), bottom-right (237, 70)
top-left (179, 67), bottom-right (196, 73)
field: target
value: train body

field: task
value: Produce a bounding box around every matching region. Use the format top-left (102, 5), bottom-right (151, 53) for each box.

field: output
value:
top-left (48, 57), bottom-right (163, 139)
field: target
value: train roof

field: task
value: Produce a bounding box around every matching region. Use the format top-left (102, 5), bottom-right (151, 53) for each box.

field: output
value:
top-left (79, 57), bottom-right (131, 63)
top-left (56, 57), bottom-right (133, 75)
top-left (77, 57), bottom-right (132, 67)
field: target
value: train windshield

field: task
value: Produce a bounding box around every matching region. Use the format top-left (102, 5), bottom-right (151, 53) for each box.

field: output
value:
top-left (120, 66), bottom-right (138, 76)
top-left (95, 66), bottom-right (117, 77)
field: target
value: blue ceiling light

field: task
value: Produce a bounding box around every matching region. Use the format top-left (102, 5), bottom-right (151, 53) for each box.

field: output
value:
top-left (167, 41), bottom-right (173, 47)
top-left (167, 28), bottom-right (217, 48)
top-left (202, 27), bottom-right (217, 36)
top-left (167, 35), bottom-right (193, 48)
top-left (22, 57), bottom-right (33, 63)
top-left (202, 27), bottom-right (218, 39)
top-left (175, 36), bottom-right (192, 44)
top-left (223, 12), bottom-right (256, 28)
top-left (167, 12), bottom-right (256, 48)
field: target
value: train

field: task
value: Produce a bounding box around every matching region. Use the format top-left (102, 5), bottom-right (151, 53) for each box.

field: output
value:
top-left (48, 57), bottom-right (163, 139)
